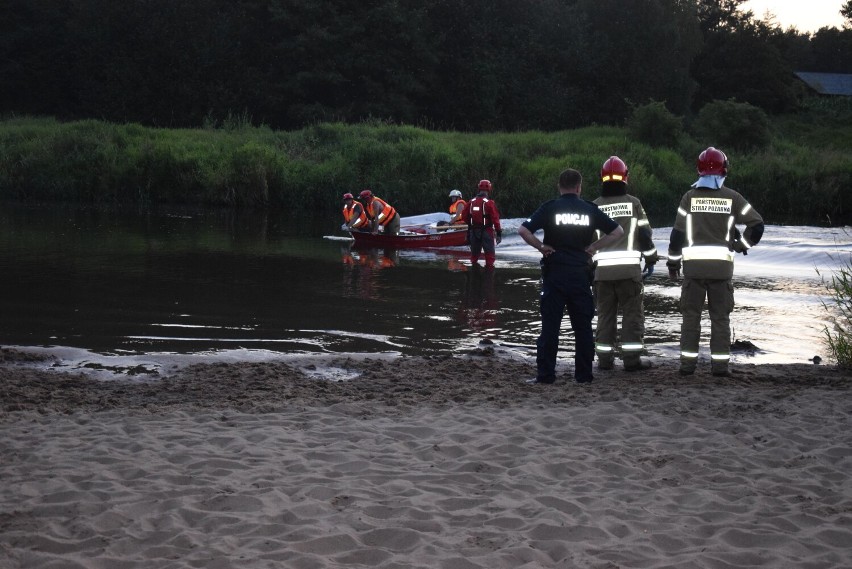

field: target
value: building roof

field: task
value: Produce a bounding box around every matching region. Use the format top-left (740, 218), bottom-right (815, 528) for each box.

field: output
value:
top-left (794, 72), bottom-right (852, 96)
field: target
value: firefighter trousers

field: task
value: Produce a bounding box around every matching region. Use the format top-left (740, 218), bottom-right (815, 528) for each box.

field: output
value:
top-left (594, 278), bottom-right (644, 366)
top-left (679, 278), bottom-right (734, 370)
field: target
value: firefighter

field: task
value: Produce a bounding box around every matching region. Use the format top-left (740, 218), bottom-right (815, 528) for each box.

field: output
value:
top-left (448, 189), bottom-right (467, 226)
top-left (666, 147), bottom-right (765, 377)
top-left (518, 168), bottom-right (624, 384)
top-left (341, 192), bottom-right (368, 232)
top-left (462, 179), bottom-right (502, 269)
top-left (591, 156), bottom-right (659, 371)
top-left (358, 189), bottom-right (400, 236)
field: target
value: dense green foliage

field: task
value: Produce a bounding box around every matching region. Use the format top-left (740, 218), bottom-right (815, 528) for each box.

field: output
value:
top-left (2, 112), bottom-right (850, 225)
top-left (2, 0), bottom-right (851, 131)
top-left (692, 99), bottom-right (771, 151)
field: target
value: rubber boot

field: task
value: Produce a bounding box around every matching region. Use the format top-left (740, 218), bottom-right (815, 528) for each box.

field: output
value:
top-left (623, 356), bottom-right (652, 371)
top-left (679, 355), bottom-right (697, 376)
top-left (484, 253), bottom-right (496, 269)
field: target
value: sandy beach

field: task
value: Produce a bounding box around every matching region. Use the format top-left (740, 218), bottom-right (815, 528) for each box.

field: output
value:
top-left (1, 347), bottom-right (851, 568)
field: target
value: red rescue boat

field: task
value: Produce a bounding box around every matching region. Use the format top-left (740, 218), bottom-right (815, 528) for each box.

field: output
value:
top-left (350, 227), bottom-right (467, 249)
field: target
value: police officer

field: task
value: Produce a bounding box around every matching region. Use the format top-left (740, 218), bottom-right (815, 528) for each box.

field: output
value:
top-left (592, 156), bottom-right (659, 371)
top-left (518, 168), bottom-right (624, 384)
top-left (462, 180), bottom-right (502, 269)
top-left (666, 147), bottom-right (764, 377)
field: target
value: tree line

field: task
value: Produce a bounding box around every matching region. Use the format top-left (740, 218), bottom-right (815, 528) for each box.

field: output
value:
top-left (2, 0), bottom-right (851, 132)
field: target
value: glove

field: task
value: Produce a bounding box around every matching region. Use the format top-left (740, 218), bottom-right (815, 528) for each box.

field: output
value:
top-left (731, 240), bottom-right (749, 255)
top-left (495, 229), bottom-right (502, 245)
top-left (666, 259), bottom-right (681, 280)
top-left (643, 252), bottom-right (659, 271)
top-left (341, 223), bottom-right (349, 231)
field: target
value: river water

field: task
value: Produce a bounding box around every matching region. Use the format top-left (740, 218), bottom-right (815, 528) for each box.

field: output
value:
top-left (0, 204), bottom-right (848, 378)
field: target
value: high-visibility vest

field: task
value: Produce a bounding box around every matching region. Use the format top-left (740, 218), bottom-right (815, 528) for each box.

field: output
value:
top-left (365, 197), bottom-right (397, 227)
top-left (343, 203), bottom-right (368, 228)
top-left (449, 199), bottom-right (467, 224)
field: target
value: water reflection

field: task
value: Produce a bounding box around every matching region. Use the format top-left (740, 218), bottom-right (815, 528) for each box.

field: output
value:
top-left (340, 246), bottom-right (399, 300)
top-left (456, 266), bottom-right (500, 339)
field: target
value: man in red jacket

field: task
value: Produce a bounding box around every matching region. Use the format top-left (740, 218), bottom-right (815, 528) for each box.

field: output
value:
top-left (462, 179), bottom-right (502, 269)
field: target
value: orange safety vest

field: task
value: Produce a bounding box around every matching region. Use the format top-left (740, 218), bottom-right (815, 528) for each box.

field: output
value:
top-left (343, 202), bottom-right (368, 229)
top-left (449, 199), bottom-right (467, 224)
top-left (365, 197), bottom-right (397, 227)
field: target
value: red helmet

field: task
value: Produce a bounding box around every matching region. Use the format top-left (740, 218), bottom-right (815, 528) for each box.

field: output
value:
top-left (358, 189), bottom-right (373, 201)
top-left (342, 192), bottom-right (354, 201)
top-left (601, 156), bottom-right (629, 183)
top-left (697, 147), bottom-right (728, 176)
top-left (478, 179), bottom-right (492, 192)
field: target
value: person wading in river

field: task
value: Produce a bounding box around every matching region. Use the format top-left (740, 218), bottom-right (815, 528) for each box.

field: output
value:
top-left (462, 180), bottom-right (502, 269)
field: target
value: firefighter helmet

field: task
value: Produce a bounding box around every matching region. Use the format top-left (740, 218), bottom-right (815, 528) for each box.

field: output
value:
top-left (358, 189), bottom-right (373, 201)
top-left (342, 192), bottom-right (354, 201)
top-left (449, 189), bottom-right (462, 198)
top-left (478, 179), bottom-right (492, 192)
top-left (697, 147), bottom-right (728, 176)
top-left (601, 156), bottom-right (629, 183)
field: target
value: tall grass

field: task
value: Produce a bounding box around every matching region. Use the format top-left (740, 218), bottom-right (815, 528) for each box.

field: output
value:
top-left (1, 115), bottom-right (850, 225)
top-left (819, 259), bottom-right (852, 369)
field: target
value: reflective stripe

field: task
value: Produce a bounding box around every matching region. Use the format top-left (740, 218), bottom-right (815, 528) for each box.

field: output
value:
top-left (596, 344), bottom-right (614, 353)
top-left (681, 351), bottom-right (699, 358)
top-left (686, 215), bottom-right (693, 247)
top-left (621, 343), bottom-right (644, 352)
top-left (642, 247), bottom-right (657, 256)
top-left (741, 203), bottom-right (752, 215)
top-left (710, 353), bottom-right (730, 361)
top-left (637, 219), bottom-right (649, 226)
top-left (668, 254), bottom-right (683, 261)
top-left (682, 245), bottom-right (734, 262)
top-left (593, 250), bottom-right (641, 267)
top-left (677, 207), bottom-right (688, 217)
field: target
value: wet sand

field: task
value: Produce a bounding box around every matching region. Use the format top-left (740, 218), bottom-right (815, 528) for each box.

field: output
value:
top-left (1, 348), bottom-right (851, 568)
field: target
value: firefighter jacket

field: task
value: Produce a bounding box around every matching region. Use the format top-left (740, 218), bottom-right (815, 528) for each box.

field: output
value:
top-left (592, 191), bottom-right (657, 281)
top-left (463, 193), bottom-right (501, 231)
top-left (667, 185), bottom-right (764, 280)
top-left (343, 202), bottom-right (368, 229)
top-left (365, 197), bottom-right (397, 227)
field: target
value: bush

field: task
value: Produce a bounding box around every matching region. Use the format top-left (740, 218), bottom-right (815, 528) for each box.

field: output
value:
top-left (819, 258), bottom-right (852, 369)
top-left (691, 99), bottom-right (771, 151)
top-left (627, 101), bottom-right (683, 148)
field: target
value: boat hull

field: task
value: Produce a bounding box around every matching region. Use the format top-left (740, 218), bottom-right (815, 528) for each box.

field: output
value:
top-left (351, 229), bottom-right (467, 249)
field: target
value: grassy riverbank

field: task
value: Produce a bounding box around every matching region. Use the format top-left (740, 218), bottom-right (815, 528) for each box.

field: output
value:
top-left (1, 113), bottom-right (850, 225)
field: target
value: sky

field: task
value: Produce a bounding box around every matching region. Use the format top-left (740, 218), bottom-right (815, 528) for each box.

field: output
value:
top-left (742, 0), bottom-right (847, 33)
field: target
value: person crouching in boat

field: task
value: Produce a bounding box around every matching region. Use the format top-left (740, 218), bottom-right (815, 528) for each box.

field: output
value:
top-left (358, 189), bottom-right (401, 235)
top-left (341, 193), bottom-right (369, 232)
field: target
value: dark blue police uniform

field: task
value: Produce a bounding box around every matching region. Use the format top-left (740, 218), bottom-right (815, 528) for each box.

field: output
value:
top-left (521, 194), bottom-right (619, 383)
